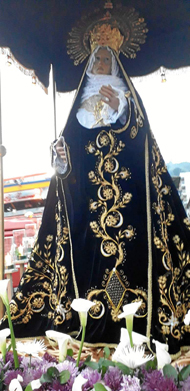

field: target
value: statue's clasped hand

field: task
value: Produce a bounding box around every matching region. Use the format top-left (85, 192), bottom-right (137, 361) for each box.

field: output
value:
top-left (55, 139), bottom-right (67, 163)
top-left (99, 85), bottom-right (119, 111)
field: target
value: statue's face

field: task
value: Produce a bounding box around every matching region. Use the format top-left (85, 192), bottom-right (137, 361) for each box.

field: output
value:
top-left (91, 48), bottom-right (112, 75)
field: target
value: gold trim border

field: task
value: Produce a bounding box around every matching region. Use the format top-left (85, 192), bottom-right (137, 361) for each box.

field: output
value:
top-left (145, 134), bottom-right (153, 351)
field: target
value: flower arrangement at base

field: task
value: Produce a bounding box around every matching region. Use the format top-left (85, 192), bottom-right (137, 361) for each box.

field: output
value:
top-left (1, 346), bottom-right (190, 391)
top-left (0, 282), bottom-right (190, 390)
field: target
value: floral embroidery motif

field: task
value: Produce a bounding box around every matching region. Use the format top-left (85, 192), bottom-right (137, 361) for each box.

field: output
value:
top-left (86, 129), bottom-right (147, 320)
top-left (5, 194), bottom-right (72, 328)
top-left (151, 139), bottom-right (190, 341)
top-left (184, 217), bottom-right (190, 231)
top-left (87, 129), bottom-right (135, 265)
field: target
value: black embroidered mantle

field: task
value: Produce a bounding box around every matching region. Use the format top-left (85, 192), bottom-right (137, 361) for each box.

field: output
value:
top-left (1, 59), bottom-right (190, 356)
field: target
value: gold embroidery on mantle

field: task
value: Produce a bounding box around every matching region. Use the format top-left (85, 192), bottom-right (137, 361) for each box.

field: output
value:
top-left (88, 268), bottom-right (147, 321)
top-left (184, 217), bottom-right (190, 231)
top-left (87, 129), bottom-right (134, 268)
top-left (4, 189), bottom-right (72, 328)
top-left (130, 105), bottom-right (143, 139)
top-left (151, 137), bottom-right (190, 340)
top-left (86, 127), bottom-right (147, 320)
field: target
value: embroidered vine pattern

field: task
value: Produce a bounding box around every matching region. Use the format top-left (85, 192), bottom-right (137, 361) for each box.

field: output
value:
top-left (7, 197), bottom-right (72, 327)
top-left (86, 130), bottom-right (135, 265)
top-left (85, 129), bottom-right (147, 320)
top-left (152, 139), bottom-right (190, 340)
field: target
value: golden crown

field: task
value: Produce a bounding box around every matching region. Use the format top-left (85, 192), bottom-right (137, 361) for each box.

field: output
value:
top-left (67, 2), bottom-right (148, 65)
top-left (90, 24), bottom-right (124, 53)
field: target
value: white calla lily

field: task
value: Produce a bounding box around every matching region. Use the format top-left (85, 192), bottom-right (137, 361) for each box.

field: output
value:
top-left (0, 328), bottom-right (10, 362)
top-left (118, 301), bottom-right (142, 319)
top-left (30, 379), bottom-right (42, 390)
top-left (120, 327), bottom-right (149, 347)
top-left (9, 375), bottom-right (23, 391)
top-left (71, 298), bottom-right (95, 327)
top-left (152, 339), bottom-right (171, 369)
top-left (71, 298), bottom-right (95, 367)
top-left (184, 309), bottom-right (190, 325)
top-left (46, 330), bottom-right (71, 362)
top-left (72, 374), bottom-right (88, 391)
top-left (0, 279), bottom-right (10, 307)
top-left (0, 279), bottom-right (19, 368)
top-left (112, 342), bottom-right (153, 369)
top-left (118, 300), bottom-right (142, 347)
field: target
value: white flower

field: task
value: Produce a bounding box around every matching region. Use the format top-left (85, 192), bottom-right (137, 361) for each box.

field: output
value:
top-left (184, 309), bottom-right (190, 325)
top-left (118, 301), bottom-right (142, 319)
top-left (0, 328), bottom-right (10, 358)
top-left (46, 330), bottom-right (71, 362)
top-left (16, 339), bottom-right (46, 360)
top-left (9, 375), bottom-right (23, 391)
top-left (30, 379), bottom-right (41, 390)
top-left (71, 298), bottom-right (95, 327)
top-left (152, 339), bottom-right (171, 369)
top-left (118, 301), bottom-right (142, 347)
top-left (72, 374), bottom-right (88, 391)
top-left (120, 327), bottom-right (149, 346)
top-left (0, 279), bottom-right (10, 307)
top-left (112, 343), bottom-right (153, 369)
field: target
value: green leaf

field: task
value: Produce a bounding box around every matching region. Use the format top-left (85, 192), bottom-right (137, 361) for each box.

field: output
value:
top-left (94, 383), bottom-right (108, 391)
top-left (98, 357), bottom-right (104, 366)
top-left (0, 372), bottom-right (4, 381)
top-left (100, 359), bottom-right (115, 376)
top-left (85, 355), bottom-right (92, 362)
top-left (163, 364), bottom-right (178, 380)
top-left (101, 366), bottom-right (107, 377)
top-left (103, 346), bottom-right (110, 359)
top-left (67, 348), bottom-right (73, 357)
top-left (115, 362), bottom-right (133, 375)
top-left (40, 373), bottom-right (52, 383)
top-left (47, 366), bottom-right (59, 378)
top-left (145, 357), bottom-right (157, 371)
top-left (100, 359), bottom-right (115, 368)
top-left (7, 343), bottom-right (12, 352)
top-left (59, 370), bottom-right (70, 384)
top-left (178, 364), bottom-right (190, 381)
top-left (85, 361), bottom-right (99, 370)
top-left (25, 385), bottom-right (32, 391)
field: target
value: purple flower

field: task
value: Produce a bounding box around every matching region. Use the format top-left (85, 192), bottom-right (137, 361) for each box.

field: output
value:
top-left (56, 360), bottom-right (79, 389)
top-left (104, 366), bottom-right (122, 391)
top-left (81, 367), bottom-right (101, 390)
top-left (50, 380), bottom-right (70, 391)
top-left (142, 369), bottom-right (178, 391)
top-left (43, 352), bottom-right (58, 363)
top-left (4, 369), bottom-right (23, 385)
top-left (5, 351), bottom-right (15, 367)
top-left (181, 376), bottom-right (190, 391)
top-left (120, 375), bottom-right (141, 391)
top-left (3, 351), bottom-right (22, 371)
top-left (38, 384), bottom-right (51, 391)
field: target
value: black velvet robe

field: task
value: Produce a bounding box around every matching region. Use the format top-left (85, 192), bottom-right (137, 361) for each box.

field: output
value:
top-left (1, 57), bottom-right (190, 356)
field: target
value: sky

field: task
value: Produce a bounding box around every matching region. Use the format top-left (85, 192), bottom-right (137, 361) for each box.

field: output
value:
top-left (132, 66), bottom-right (190, 164)
top-left (1, 52), bottom-right (190, 179)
